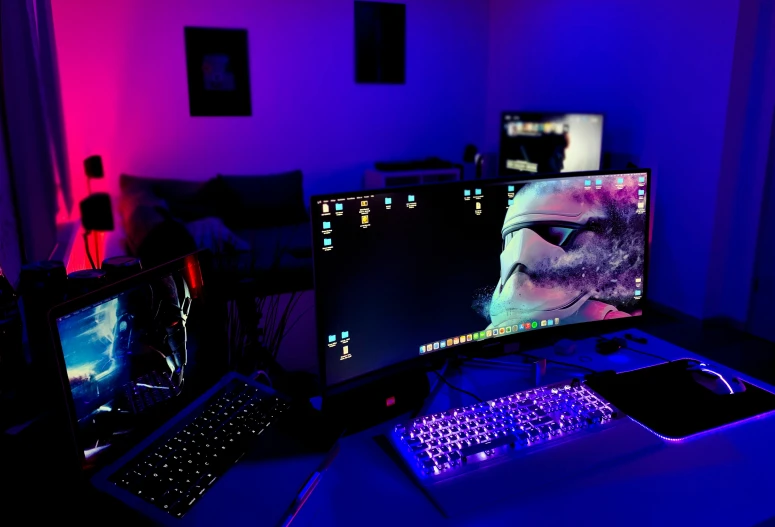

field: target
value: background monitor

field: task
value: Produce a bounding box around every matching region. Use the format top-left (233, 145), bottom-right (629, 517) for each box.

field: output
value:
top-left (312, 170), bottom-right (650, 390)
top-left (499, 112), bottom-right (604, 175)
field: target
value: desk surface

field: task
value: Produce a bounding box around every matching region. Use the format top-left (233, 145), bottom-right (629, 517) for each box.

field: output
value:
top-left (294, 329), bottom-right (775, 527)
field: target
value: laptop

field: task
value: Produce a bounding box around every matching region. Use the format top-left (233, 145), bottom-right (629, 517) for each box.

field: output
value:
top-left (49, 251), bottom-right (338, 526)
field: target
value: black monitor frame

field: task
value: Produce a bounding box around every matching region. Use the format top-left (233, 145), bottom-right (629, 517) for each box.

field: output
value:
top-left (498, 111), bottom-right (605, 177)
top-left (311, 168), bottom-right (652, 397)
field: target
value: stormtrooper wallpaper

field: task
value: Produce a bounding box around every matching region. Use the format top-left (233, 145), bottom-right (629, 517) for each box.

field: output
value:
top-left (314, 172), bottom-right (647, 386)
top-left (57, 268), bottom-right (204, 465)
top-left (483, 178), bottom-right (646, 330)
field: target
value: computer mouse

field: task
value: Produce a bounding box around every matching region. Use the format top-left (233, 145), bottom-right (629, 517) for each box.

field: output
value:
top-left (690, 368), bottom-right (746, 395)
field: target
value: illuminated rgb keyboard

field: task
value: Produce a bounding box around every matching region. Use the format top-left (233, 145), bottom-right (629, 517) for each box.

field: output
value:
top-left (390, 381), bottom-right (623, 482)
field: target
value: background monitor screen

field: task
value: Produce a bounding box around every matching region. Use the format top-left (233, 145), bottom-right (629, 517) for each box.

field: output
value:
top-left (499, 112), bottom-right (604, 175)
top-left (312, 170), bottom-right (649, 388)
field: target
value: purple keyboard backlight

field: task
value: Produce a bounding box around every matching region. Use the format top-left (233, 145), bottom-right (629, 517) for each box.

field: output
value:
top-left (390, 381), bottom-right (623, 482)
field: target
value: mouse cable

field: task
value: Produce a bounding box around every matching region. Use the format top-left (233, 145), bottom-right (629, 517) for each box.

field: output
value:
top-left (622, 345), bottom-right (671, 363)
top-left (431, 370), bottom-right (484, 403)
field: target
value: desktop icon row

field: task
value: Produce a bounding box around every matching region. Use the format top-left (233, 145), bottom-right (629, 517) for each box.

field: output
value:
top-left (321, 203), bottom-right (344, 213)
top-left (582, 175), bottom-right (646, 188)
top-left (419, 318), bottom-right (562, 355)
top-left (328, 330), bottom-right (349, 343)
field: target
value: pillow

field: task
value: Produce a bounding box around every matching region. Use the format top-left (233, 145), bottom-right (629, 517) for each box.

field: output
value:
top-left (218, 170), bottom-right (308, 228)
top-left (117, 187), bottom-right (169, 254)
top-left (186, 217), bottom-right (250, 254)
top-left (120, 174), bottom-right (221, 222)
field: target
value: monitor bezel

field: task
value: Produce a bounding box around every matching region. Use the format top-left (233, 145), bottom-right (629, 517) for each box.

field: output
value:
top-left (47, 250), bottom-right (218, 473)
top-left (498, 111), bottom-right (605, 177)
top-left (311, 168), bottom-right (652, 395)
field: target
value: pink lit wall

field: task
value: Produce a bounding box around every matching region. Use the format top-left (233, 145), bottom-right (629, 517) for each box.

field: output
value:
top-left (50, 0), bottom-right (489, 206)
top-left (484, 0), bottom-right (743, 320)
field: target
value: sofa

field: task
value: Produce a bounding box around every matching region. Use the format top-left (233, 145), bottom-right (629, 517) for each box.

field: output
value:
top-left (118, 171), bottom-right (313, 294)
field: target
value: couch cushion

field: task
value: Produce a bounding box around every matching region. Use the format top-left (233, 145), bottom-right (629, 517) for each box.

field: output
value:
top-left (218, 170), bottom-right (308, 228)
top-left (120, 174), bottom-right (221, 222)
top-left (117, 187), bottom-right (169, 254)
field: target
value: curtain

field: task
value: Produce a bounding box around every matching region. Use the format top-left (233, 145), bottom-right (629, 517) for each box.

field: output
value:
top-left (0, 0), bottom-right (71, 263)
top-left (0, 95), bottom-right (23, 286)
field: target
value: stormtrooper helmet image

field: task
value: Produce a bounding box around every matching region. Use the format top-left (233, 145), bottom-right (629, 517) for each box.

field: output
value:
top-left (487, 179), bottom-right (637, 329)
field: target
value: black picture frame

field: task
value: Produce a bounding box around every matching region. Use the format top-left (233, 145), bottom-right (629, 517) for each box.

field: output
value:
top-left (354, 1), bottom-right (406, 84)
top-left (184, 27), bottom-right (251, 117)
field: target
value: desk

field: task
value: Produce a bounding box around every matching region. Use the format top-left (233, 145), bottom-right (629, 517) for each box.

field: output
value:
top-left (294, 329), bottom-right (775, 527)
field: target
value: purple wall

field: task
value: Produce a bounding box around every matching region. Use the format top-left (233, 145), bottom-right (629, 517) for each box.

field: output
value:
top-left (51, 0), bottom-right (489, 203)
top-left (485, 0), bottom-right (742, 320)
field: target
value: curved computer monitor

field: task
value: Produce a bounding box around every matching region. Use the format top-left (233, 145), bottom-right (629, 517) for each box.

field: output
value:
top-left (499, 112), bottom-right (604, 176)
top-left (311, 169), bottom-right (650, 392)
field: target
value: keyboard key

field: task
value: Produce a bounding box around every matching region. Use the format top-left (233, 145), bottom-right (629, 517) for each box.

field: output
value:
top-left (459, 433), bottom-right (516, 460)
top-left (109, 383), bottom-right (285, 517)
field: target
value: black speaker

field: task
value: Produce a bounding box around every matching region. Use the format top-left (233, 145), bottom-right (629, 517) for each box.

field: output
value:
top-left (84, 155), bottom-right (104, 178)
top-left (80, 193), bottom-right (114, 231)
top-left (18, 260), bottom-right (67, 372)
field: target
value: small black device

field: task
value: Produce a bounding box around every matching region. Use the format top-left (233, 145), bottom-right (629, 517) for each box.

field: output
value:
top-left (499, 112), bottom-right (604, 176)
top-left (18, 260), bottom-right (67, 371)
top-left (463, 145), bottom-right (485, 179)
top-left (79, 193), bottom-right (114, 232)
top-left (595, 337), bottom-right (627, 355)
top-left (65, 269), bottom-right (108, 300)
top-left (83, 155), bottom-right (104, 178)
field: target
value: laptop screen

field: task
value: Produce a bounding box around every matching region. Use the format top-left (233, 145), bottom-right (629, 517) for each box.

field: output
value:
top-left (55, 253), bottom-right (224, 469)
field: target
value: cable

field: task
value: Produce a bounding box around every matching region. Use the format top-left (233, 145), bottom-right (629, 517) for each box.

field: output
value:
top-left (253, 369), bottom-right (272, 387)
top-left (622, 345), bottom-right (671, 363)
top-left (83, 230), bottom-right (96, 269)
top-left (597, 335), bottom-right (671, 363)
top-left (431, 370), bottom-right (483, 403)
top-left (521, 354), bottom-right (599, 374)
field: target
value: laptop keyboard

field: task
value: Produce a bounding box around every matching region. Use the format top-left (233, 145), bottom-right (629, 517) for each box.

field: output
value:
top-left (123, 371), bottom-right (181, 414)
top-left (110, 379), bottom-right (288, 518)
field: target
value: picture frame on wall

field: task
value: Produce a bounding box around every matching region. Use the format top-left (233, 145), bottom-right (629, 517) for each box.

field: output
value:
top-left (184, 27), bottom-right (251, 116)
top-left (354, 1), bottom-right (406, 84)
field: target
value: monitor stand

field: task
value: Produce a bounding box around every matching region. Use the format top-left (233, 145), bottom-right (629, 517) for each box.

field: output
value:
top-left (449, 339), bottom-right (548, 386)
top-left (323, 368), bottom-right (431, 435)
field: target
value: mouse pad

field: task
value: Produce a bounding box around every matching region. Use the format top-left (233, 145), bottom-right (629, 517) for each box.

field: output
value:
top-left (584, 359), bottom-right (775, 440)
